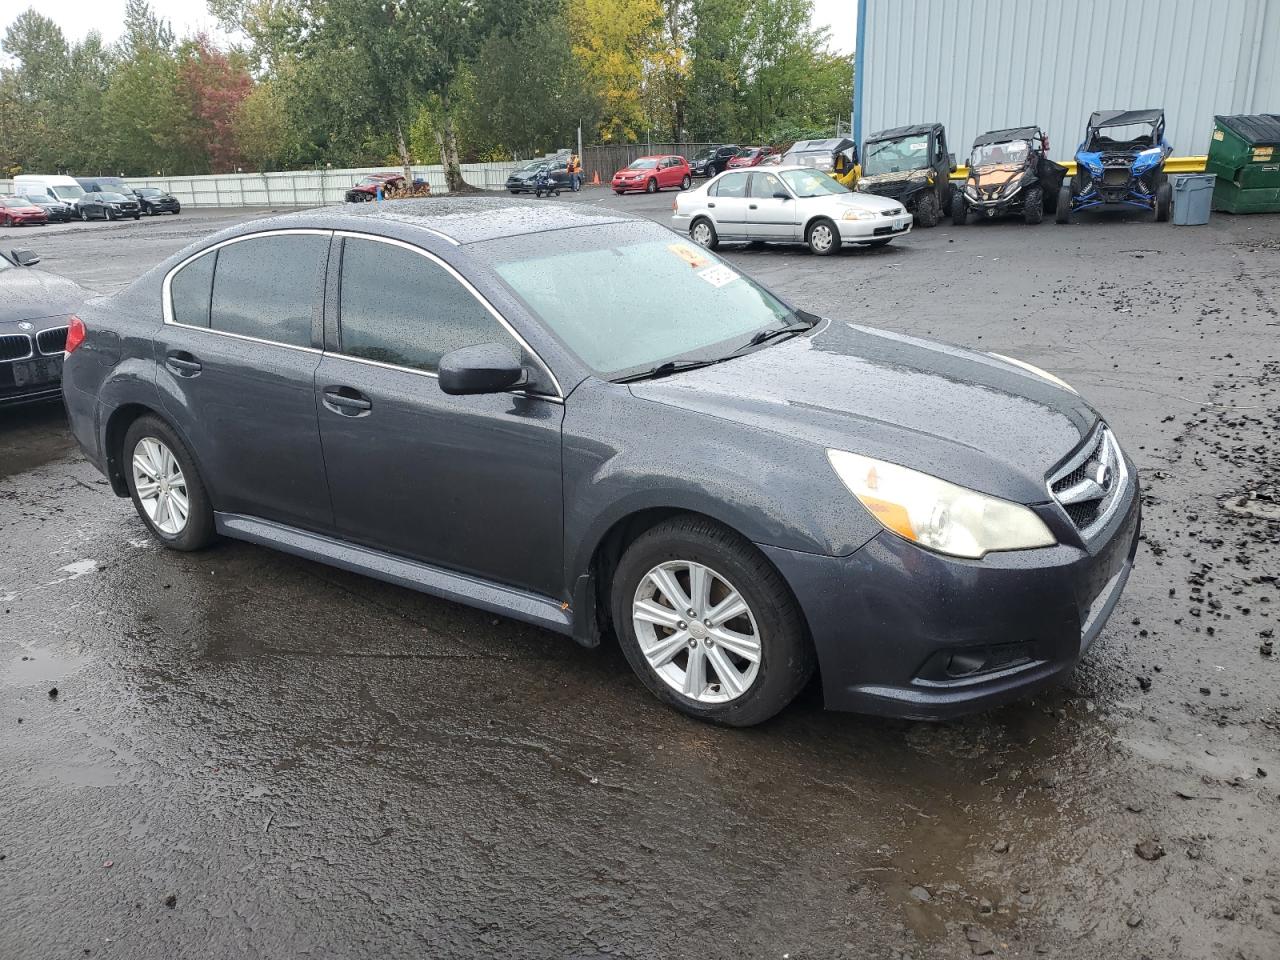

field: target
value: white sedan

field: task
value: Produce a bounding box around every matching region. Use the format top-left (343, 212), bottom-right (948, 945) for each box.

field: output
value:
top-left (672, 165), bottom-right (913, 255)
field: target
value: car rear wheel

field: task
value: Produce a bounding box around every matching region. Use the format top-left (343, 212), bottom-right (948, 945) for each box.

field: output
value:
top-left (1056, 184), bottom-right (1073, 223)
top-left (690, 217), bottom-right (719, 250)
top-left (681, 175), bottom-right (691, 190)
top-left (1023, 185), bottom-right (1044, 224)
top-left (806, 217), bottom-right (839, 256)
top-left (951, 194), bottom-right (969, 225)
top-left (915, 191), bottom-right (940, 227)
top-left (645, 178), bottom-right (658, 194)
top-left (123, 416), bottom-right (215, 551)
top-left (1155, 181), bottom-right (1172, 222)
top-left (611, 515), bottom-right (814, 726)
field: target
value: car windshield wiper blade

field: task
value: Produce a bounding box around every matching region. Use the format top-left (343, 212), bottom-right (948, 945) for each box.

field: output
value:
top-left (744, 316), bottom-right (819, 348)
top-left (613, 357), bottom-right (728, 384)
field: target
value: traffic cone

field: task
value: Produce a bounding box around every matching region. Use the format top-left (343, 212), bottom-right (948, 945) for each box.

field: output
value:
top-left (592, 171), bottom-right (600, 186)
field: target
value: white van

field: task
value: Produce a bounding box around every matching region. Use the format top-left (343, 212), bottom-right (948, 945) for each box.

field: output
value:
top-left (13, 174), bottom-right (86, 207)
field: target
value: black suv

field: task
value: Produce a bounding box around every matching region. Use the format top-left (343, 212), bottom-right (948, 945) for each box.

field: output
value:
top-left (857, 123), bottom-right (956, 227)
top-left (689, 145), bottom-right (741, 178)
top-left (77, 192), bottom-right (142, 221)
top-left (134, 187), bottom-right (182, 215)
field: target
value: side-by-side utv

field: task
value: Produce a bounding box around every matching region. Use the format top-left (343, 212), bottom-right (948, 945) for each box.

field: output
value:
top-left (857, 123), bottom-right (956, 227)
top-left (953, 126), bottom-right (1067, 225)
top-left (1057, 109), bottom-right (1173, 223)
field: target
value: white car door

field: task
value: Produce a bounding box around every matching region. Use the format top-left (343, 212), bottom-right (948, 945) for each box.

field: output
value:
top-left (706, 171), bottom-right (750, 239)
top-left (746, 171), bottom-right (799, 240)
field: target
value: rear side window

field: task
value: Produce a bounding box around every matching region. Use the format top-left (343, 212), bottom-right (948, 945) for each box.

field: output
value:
top-left (169, 252), bottom-right (216, 328)
top-left (209, 234), bottom-right (327, 347)
top-left (337, 237), bottom-right (509, 372)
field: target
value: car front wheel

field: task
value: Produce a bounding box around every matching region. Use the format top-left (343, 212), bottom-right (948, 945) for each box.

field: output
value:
top-left (611, 515), bottom-right (814, 726)
top-left (806, 217), bottom-right (839, 255)
top-left (123, 416), bottom-right (215, 551)
top-left (646, 178), bottom-right (658, 193)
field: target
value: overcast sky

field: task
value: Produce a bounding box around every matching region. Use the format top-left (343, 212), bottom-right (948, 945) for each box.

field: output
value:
top-left (2, 0), bottom-right (857, 54)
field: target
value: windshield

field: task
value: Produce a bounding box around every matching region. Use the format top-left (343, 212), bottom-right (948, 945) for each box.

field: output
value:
top-left (137, 187), bottom-right (162, 196)
top-left (1, 195), bottom-right (28, 207)
top-left (691, 148), bottom-right (715, 161)
top-left (101, 192), bottom-right (130, 202)
top-left (779, 169), bottom-right (848, 197)
top-left (1086, 122), bottom-right (1157, 151)
top-left (970, 140), bottom-right (1030, 167)
top-left (479, 225), bottom-right (792, 378)
top-left (51, 184), bottom-right (85, 200)
top-left (629, 159), bottom-right (659, 169)
top-left (22, 194), bottom-right (50, 205)
top-left (862, 135), bottom-right (931, 175)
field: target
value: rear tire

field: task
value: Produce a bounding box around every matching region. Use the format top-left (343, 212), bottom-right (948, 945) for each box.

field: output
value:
top-left (1056, 184), bottom-right (1073, 223)
top-left (1023, 185), bottom-right (1044, 224)
top-left (951, 194), bottom-right (969, 225)
top-left (681, 175), bottom-right (691, 190)
top-left (914, 191), bottom-right (939, 227)
top-left (80, 207), bottom-right (89, 221)
top-left (806, 217), bottom-right (839, 255)
top-left (1155, 181), bottom-right (1172, 222)
top-left (690, 217), bottom-right (719, 250)
top-left (122, 416), bottom-right (215, 552)
top-left (610, 515), bottom-right (815, 726)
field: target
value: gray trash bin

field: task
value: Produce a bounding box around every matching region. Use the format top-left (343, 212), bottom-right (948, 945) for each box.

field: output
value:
top-left (1172, 173), bottom-right (1215, 225)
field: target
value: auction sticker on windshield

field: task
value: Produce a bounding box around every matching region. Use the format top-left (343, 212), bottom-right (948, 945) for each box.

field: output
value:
top-left (668, 243), bottom-right (710, 269)
top-left (696, 264), bottom-right (739, 288)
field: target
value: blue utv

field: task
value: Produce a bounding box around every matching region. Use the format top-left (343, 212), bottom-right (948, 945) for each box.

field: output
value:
top-left (1056, 109), bottom-right (1173, 223)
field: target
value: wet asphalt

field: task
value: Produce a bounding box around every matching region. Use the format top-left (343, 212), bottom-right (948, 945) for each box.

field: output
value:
top-left (1, 196), bottom-right (1278, 959)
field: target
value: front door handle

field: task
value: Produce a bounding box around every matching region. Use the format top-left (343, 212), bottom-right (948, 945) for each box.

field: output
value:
top-left (749, 203), bottom-right (759, 209)
top-left (707, 202), bottom-right (716, 208)
top-left (323, 386), bottom-right (372, 416)
top-left (165, 351), bottom-right (201, 376)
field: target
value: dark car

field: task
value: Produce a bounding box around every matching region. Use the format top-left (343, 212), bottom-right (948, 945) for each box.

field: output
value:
top-left (20, 194), bottom-right (75, 222)
top-left (78, 191), bottom-right (142, 221)
top-left (62, 200), bottom-right (1140, 726)
top-left (0, 195), bottom-right (49, 227)
top-left (1, 247), bottom-right (90, 405)
top-left (506, 158), bottom-right (571, 194)
top-left (134, 187), bottom-right (181, 215)
top-left (857, 123), bottom-right (956, 226)
top-left (954, 126), bottom-right (1067, 225)
top-left (76, 176), bottom-right (138, 199)
top-left (689, 144), bottom-right (741, 178)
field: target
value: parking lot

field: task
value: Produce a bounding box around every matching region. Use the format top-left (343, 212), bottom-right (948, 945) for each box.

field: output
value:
top-left (2, 192), bottom-right (1279, 959)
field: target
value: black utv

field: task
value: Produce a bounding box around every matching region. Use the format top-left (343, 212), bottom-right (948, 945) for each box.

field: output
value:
top-left (953, 126), bottom-right (1068, 225)
top-left (857, 123), bottom-right (956, 226)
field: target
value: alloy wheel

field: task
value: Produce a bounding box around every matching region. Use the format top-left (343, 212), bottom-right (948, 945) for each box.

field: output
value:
top-left (632, 560), bottom-right (761, 703)
top-left (131, 437), bottom-right (189, 536)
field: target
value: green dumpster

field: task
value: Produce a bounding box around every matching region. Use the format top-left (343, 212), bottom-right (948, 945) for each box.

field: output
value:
top-left (1206, 114), bottom-right (1280, 213)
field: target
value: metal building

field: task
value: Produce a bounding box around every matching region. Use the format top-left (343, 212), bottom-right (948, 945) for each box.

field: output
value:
top-left (852, 0), bottom-right (1280, 159)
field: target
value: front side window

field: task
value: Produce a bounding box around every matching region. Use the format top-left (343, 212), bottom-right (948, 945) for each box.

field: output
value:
top-left (748, 172), bottom-right (786, 198)
top-left (209, 234), bottom-right (326, 347)
top-left (713, 172), bottom-right (749, 198)
top-left (337, 238), bottom-right (510, 373)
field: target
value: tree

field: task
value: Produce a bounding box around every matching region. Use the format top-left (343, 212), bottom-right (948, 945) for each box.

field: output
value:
top-left (177, 38), bottom-right (253, 172)
top-left (567, 0), bottom-right (663, 142)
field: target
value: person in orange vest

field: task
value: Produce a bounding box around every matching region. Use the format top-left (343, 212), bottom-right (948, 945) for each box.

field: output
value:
top-left (569, 153), bottom-right (582, 192)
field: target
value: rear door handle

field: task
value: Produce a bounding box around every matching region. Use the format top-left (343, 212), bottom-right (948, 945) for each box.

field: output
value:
top-left (165, 351), bottom-right (201, 376)
top-left (749, 204), bottom-right (758, 209)
top-left (322, 386), bottom-right (372, 416)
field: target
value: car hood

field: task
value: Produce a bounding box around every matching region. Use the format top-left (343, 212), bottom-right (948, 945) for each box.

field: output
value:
top-left (797, 191), bottom-right (905, 213)
top-left (970, 164), bottom-right (1027, 187)
top-left (0, 268), bottom-right (92, 323)
top-left (859, 170), bottom-right (933, 193)
top-left (628, 319), bottom-right (1097, 504)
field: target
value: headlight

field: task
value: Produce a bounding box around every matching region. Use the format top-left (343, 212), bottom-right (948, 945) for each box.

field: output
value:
top-left (989, 352), bottom-right (1077, 393)
top-left (855, 179), bottom-right (868, 191)
top-left (827, 450), bottom-right (1056, 558)
top-left (1083, 159), bottom-right (1103, 176)
top-left (1001, 179), bottom-right (1023, 197)
top-left (842, 209), bottom-right (878, 221)
top-left (964, 184), bottom-right (978, 199)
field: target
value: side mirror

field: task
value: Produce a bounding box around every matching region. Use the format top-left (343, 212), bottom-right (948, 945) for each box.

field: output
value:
top-left (438, 342), bottom-right (528, 396)
top-left (12, 248), bottom-right (40, 266)
top-left (949, 153), bottom-right (957, 172)
top-left (772, 191), bottom-right (791, 200)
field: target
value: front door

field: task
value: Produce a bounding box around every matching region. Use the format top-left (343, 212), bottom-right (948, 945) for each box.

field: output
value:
top-left (708, 171), bottom-right (751, 239)
top-left (746, 170), bottom-right (799, 239)
top-left (314, 234), bottom-right (565, 599)
top-left (155, 230), bottom-right (334, 532)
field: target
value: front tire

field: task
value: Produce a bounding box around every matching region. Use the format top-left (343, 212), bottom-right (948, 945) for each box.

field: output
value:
top-left (806, 217), bottom-right (839, 256)
top-left (1056, 184), bottom-right (1073, 223)
top-left (952, 194), bottom-right (969, 225)
top-left (610, 515), bottom-right (814, 726)
top-left (914, 191), bottom-right (939, 227)
top-left (123, 416), bottom-right (215, 551)
top-left (645, 178), bottom-right (658, 194)
top-left (80, 207), bottom-right (89, 221)
top-left (1023, 185), bottom-right (1044, 224)
top-left (105, 208), bottom-right (114, 221)
top-left (690, 217), bottom-right (719, 250)
top-left (1155, 181), bottom-right (1171, 222)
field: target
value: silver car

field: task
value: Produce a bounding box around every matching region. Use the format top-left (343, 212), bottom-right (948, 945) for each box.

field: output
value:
top-left (672, 165), bottom-right (914, 255)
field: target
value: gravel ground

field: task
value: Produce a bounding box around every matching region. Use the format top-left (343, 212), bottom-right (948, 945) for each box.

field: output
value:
top-left (1, 194), bottom-right (1278, 959)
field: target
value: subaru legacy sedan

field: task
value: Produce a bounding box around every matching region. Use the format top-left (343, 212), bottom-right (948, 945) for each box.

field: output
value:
top-left (63, 200), bottom-right (1139, 726)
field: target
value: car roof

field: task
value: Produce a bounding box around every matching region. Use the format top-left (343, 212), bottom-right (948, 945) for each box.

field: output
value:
top-left (263, 197), bottom-right (636, 246)
top-left (1088, 109), bottom-right (1163, 128)
top-left (866, 124), bottom-right (940, 142)
top-left (972, 126), bottom-right (1042, 147)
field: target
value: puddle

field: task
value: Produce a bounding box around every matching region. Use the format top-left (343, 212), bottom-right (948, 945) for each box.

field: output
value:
top-left (3, 649), bottom-right (91, 685)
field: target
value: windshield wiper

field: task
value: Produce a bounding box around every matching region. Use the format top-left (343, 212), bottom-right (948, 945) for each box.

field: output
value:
top-left (613, 357), bottom-right (729, 384)
top-left (744, 316), bottom-right (819, 348)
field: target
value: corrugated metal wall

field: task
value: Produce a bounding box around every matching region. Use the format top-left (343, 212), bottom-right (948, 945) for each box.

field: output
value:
top-left (859, 0), bottom-right (1280, 159)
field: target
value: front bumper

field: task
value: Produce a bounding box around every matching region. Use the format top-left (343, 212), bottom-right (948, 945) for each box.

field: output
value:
top-left (836, 213), bottom-right (914, 242)
top-left (761, 473), bottom-right (1141, 720)
top-left (0, 353), bottom-right (64, 406)
top-left (612, 178), bottom-right (646, 191)
top-left (5, 212), bottom-right (48, 225)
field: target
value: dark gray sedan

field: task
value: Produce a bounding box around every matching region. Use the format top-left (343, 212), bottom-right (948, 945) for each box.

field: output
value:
top-left (62, 199), bottom-right (1140, 725)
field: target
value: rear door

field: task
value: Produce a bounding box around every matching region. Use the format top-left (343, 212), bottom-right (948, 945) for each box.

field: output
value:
top-left (746, 170), bottom-right (799, 239)
top-left (155, 230), bottom-right (334, 532)
top-left (707, 171), bottom-right (751, 239)
top-left (314, 233), bottom-right (565, 598)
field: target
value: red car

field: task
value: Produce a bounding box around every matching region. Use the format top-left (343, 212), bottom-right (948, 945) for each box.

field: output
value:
top-left (726, 146), bottom-right (775, 169)
top-left (611, 155), bottom-right (691, 194)
top-left (0, 195), bottom-right (49, 227)
top-left (344, 173), bottom-right (404, 203)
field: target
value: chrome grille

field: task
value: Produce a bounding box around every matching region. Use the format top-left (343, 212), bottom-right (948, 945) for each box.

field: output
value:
top-left (1048, 424), bottom-right (1127, 539)
top-left (881, 208), bottom-right (902, 217)
top-left (0, 333), bottom-right (33, 362)
top-left (37, 326), bottom-right (67, 354)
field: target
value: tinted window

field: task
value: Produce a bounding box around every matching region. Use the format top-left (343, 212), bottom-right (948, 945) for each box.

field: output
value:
top-left (209, 234), bottom-right (326, 347)
top-left (713, 172), bottom-right (748, 198)
top-left (338, 238), bottom-right (509, 372)
top-left (749, 171), bottom-right (786, 198)
top-left (170, 252), bottom-right (216, 328)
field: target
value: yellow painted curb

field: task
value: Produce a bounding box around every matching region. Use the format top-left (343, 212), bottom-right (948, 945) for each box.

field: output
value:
top-left (951, 156), bottom-right (1208, 180)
